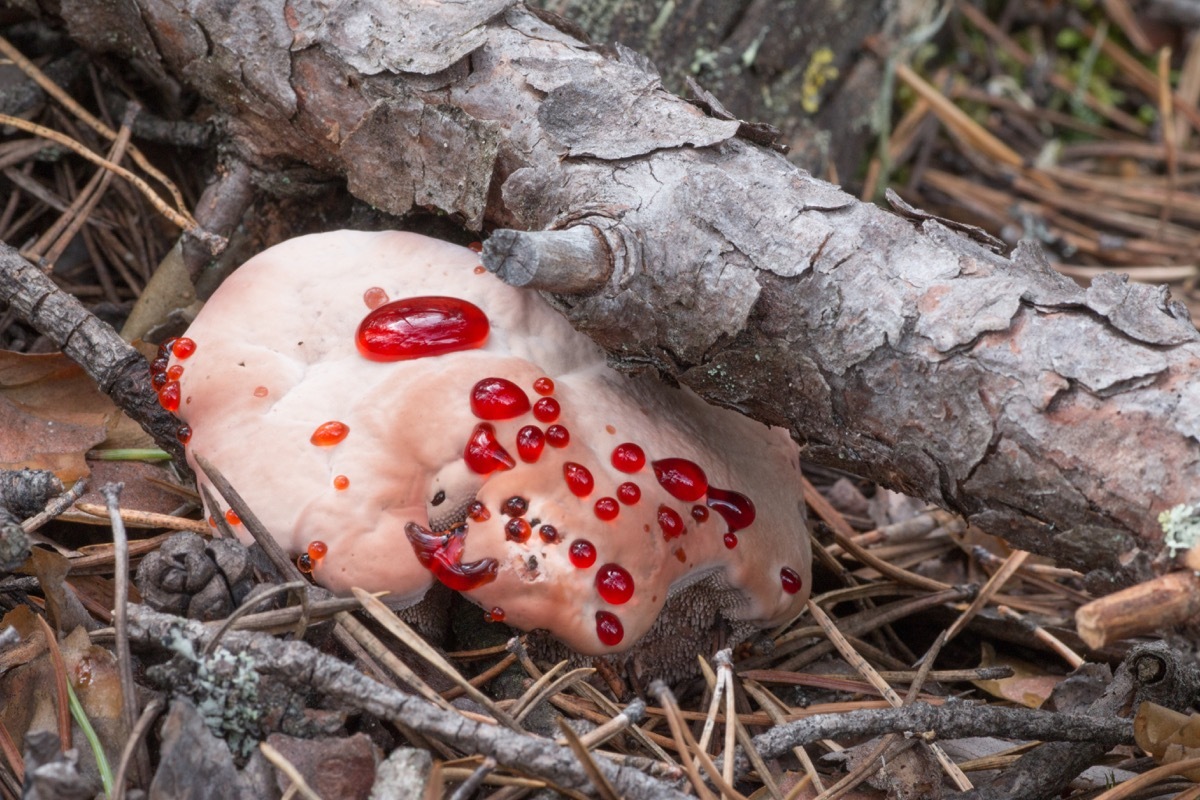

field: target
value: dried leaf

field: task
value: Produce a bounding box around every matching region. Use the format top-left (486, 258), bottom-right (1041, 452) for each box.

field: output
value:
top-left (971, 643), bottom-right (1060, 709)
top-left (1134, 702), bottom-right (1200, 781)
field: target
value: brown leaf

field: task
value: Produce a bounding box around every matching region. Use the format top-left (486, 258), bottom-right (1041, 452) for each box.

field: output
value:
top-left (1134, 702), bottom-right (1200, 780)
top-left (971, 642), bottom-right (1061, 709)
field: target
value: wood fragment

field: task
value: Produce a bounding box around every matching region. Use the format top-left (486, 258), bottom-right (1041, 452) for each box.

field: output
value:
top-left (1075, 571), bottom-right (1200, 648)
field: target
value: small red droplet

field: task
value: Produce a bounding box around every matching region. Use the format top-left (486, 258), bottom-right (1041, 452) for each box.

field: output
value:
top-left (166, 364), bottom-right (184, 380)
top-left (207, 516), bottom-right (216, 528)
top-left (307, 541), bottom-right (328, 560)
top-left (546, 425), bottom-right (570, 447)
top-left (707, 487), bottom-right (757, 532)
top-left (297, 553), bottom-right (314, 573)
top-left (605, 424), bottom-right (616, 434)
top-left (674, 547), bottom-right (686, 563)
top-left (363, 286), bottom-right (390, 309)
top-left (501, 496), bottom-right (528, 516)
top-left (311, 421), bottom-right (350, 446)
top-left (505, 518), bottom-right (531, 542)
top-left (616, 482), bottom-right (641, 505)
top-left (176, 425), bottom-right (192, 444)
top-left (467, 241), bottom-right (484, 253)
top-left (158, 381), bottom-right (181, 411)
top-left (357, 296), bottom-right (489, 361)
top-left (595, 564), bottom-right (634, 604)
top-left (468, 501), bottom-right (491, 522)
top-left (653, 458), bottom-right (708, 502)
top-left (151, 372), bottom-right (167, 389)
top-left (781, 566), bottom-right (803, 594)
top-left (171, 338), bottom-right (196, 359)
top-left (333, 475), bottom-right (350, 490)
top-left (657, 505), bottom-right (685, 540)
top-left (485, 606), bottom-right (506, 622)
top-left (253, 386), bottom-right (269, 398)
top-left (595, 611), bottom-right (624, 646)
top-left (724, 532), bottom-right (738, 549)
top-left (539, 524), bottom-right (559, 543)
top-left (473, 265), bottom-right (486, 275)
top-left (611, 443), bottom-right (645, 473)
top-left (150, 356), bottom-right (169, 375)
top-left (533, 397), bottom-right (560, 423)
top-left (516, 425), bottom-right (545, 462)
top-left (691, 505), bottom-right (709, 522)
top-left (533, 377), bottom-right (554, 395)
top-left (464, 423), bottom-right (516, 474)
top-left (563, 463), bottom-right (594, 497)
top-left (594, 497), bottom-right (619, 521)
top-left (225, 509), bottom-right (241, 526)
top-left (471, 377), bottom-right (531, 420)
top-left (569, 539), bottom-right (596, 568)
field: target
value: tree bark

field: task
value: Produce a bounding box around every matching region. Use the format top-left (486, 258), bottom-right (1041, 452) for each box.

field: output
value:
top-left (37, 0), bottom-right (1200, 588)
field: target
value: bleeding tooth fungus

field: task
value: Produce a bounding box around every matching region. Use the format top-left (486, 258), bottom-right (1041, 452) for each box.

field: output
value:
top-left (165, 231), bottom-right (810, 664)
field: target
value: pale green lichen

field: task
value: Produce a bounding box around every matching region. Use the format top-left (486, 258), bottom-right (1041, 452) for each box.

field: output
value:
top-left (1159, 503), bottom-right (1200, 558)
top-left (162, 626), bottom-right (263, 757)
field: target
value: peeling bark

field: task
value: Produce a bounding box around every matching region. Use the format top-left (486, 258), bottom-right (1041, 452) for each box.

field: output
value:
top-left (40, 0), bottom-right (1200, 586)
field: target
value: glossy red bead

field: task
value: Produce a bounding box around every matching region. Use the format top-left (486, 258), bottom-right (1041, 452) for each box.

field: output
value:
top-left (781, 566), bottom-right (803, 594)
top-left (657, 505), bottom-right (685, 540)
top-left (464, 423), bottom-right (515, 474)
top-left (532, 397), bottom-right (560, 423)
top-left (171, 337), bottom-right (196, 359)
top-left (470, 377), bottom-right (531, 420)
top-left (569, 539), bottom-right (596, 568)
top-left (356, 296), bottom-right (489, 361)
top-left (307, 541), bottom-right (328, 560)
top-left (516, 425), bottom-right (545, 462)
top-left (158, 381), bottom-right (181, 411)
top-left (505, 518), bottom-right (531, 542)
top-left (533, 377), bottom-right (554, 395)
top-left (595, 611), bottom-right (624, 646)
top-left (724, 532), bottom-right (738, 549)
top-left (595, 563), bottom-right (634, 604)
top-left (546, 425), bottom-right (570, 447)
top-left (652, 458), bottom-right (708, 502)
top-left (594, 497), bottom-right (619, 521)
top-left (333, 475), bottom-right (350, 490)
top-left (310, 421), bottom-right (349, 446)
top-left (563, 463), bottom-right (594, 497)
top-left (616, 482), bottom-right (641, 505)
top-left (611, 443), bottom-right (645, 473)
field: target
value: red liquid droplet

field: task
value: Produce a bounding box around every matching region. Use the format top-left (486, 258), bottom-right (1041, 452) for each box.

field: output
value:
top-left (468, 501), bottom-right (491, 522)
top-left (167, 364), bottom-right (184, 380)
top-left (485, 606), bottom-right (506, 622)
top-left (652, 458), bottom-right (708, 502)
top-left (471, 377), bottom-right (531, 420)
top-left (595, 564), bottom-right (634, 604)
top-left (254, 386), bottom-right (269, 398)
top-left (225, 509), bottom-right (241, 526)
top-left (611, 443), bottom-right (645, 473)
top-left (468, 241), bottom-right (484, 253)
top-left (546, 425), bottom-right (570, 447)
top-left (594, 497), bottom-right (619, 521)
top-left (501, 496), bottom-right (528, 516)
top-left (405, 523), bottom-right (499, 591)
top-left (297, 554), bottom-right (313, 573)
top-left (657, 505), bottom-right (685, 540)
top-left (605, 424), bottom-right (616, 434)
top-left (150, 355), bottom-right (168, 375)
top-left (307, 541), bottom-right (328, 560)
top-left (516, 425), bottom-right (545, 462)
top-left (171, 338), bottom-right (196, 359)
top-left (532, 397), bottom-right (560, 423)
top-left (674, 547), bottom-right (686, 563)
top-left (539, 524), bottom-right (559, 543)
top-left (464, 423), bottom-right (515, 474)
top-left (533, 377), bottom-right (554, 395)
top-left (691, 505), bottom-right (709, 522)
top-left (157, 338), bottom-right (178, 358)
top-left (563, 462), bottom-right (594, 497)
top-left (781, 566), bottom-right (803, 594)
top-left (724, 532), bottom-right (738, 549)
top-left (311, 421), bottom-right (350, 446)
top-left (706, 487), bottom-right (757, 533)
top-left (505, 518), bottom-right (531, 542)
top-left (363, 286), bottom-right (390, 309)
top-left (151, 372), bottom-right (167, 389)
top-left (357, 296), bottom-right (489, 361)
top-left (569, 539), bottom-right (596, 568)
top-left (595, 611), bottom-right (624, 646)
top-left (176, 425), bottom-right (192, 444)
top-left (158, 381), bottom-right (181, 411)
top-left (616, 482), bottom-right (641, 505)
top-left (473, 266), bottom-right (486, 275)
top-left (333, 475), bottom-right (350, 490)
top-left (207, 516), bottom-right (216, 528)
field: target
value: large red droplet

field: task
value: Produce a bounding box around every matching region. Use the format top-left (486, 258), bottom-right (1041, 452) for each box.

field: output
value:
top-left (516, 425), bottom-right (545, 462)
top-left (158, 381), bottom-right (181, 411)
top-left (611, 443), bottom-right (645, 473)
top-left (569, 539), bottom-right (596, 568)
top-left (471, 378), bottom-right (531, 420)
top-left (405, 523), bottom-right (499, 591)
top-left (464, 423), bottom-right (515, 474)
top-left (595, 564), bottom-right (634, 604)
top-left (546, 425), bottom-right (570, 447)
top-left (595, 611), bottom-right (624, 646)
top-left (356, 296), bottom-right (489, 361)
top-left (706, 487), bottom-right (757, 532)
top-left (781, 566), bottom-right (803, 594)
top-left (594, 497), bottom-right (619, 521)
top-left (616, 482), bottom-right (641, 505)
top-left (657, 505), bottom-right (685, 540)
top-left (171, 337), bottom-right (196, 359)
top-left (652, 458), bottom-right (708, 502)
top-left (311, 421), bottom-right (350, 446)
top-left (533, 377), bottom-right (554, 395)
top-left (533, 397), bottom-right (560, 423)
top-left (563, 463), bottom-right (594, 497)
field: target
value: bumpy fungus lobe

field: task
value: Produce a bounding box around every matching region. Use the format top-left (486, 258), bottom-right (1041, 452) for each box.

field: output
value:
top-left (170, 231), bottom-right (810, 655)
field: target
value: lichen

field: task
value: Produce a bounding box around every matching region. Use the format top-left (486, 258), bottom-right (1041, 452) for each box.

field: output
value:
top-left (1159, 503), bottom-right (1200, 558)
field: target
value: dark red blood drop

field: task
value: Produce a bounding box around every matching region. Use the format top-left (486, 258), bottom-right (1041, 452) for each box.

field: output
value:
top-left (176, 425), bottom-right (192, 444)
top-left (505, 518), bottom-right (531, 542)
top-left (464, 423), bottom-right (516, 474)
top-left (471, 378), bottom-right (531, 420)
top-left (158, 381), bottom-right (181, 411)
top-left (691, 505), bottom-right (709, 522)
top-left (533, 377), bottom-right (554, 395)
top-left (532, 397), bottom-right (560, 423)
top-left (538, 524), bottom-right (559, 543)
top-left (310, 421), bottom-right (350, 446)
top-left (563, 463), bottom-right (594, 497)
top-left (616, 482), bottom-right (641, 505)
top-left (611, 443), bottom-right (645, 473)
top-left (468, 501), bottom-right (491, 522)
top-left (405, 523), bottom-right (499, 591)
top-left (706, 487), bottom-right (757, 532)
top-left (516, 425), bottom-right (545, 462)
top-left (485, 606), bottom-right (505, 622)
top-left (297, 554), bottom-right (313, 573)
top-left (150, 356), bottom-right (168, 375)
top-left (780, 566), bottom-right (803, 594)
top-left (724, 532), bottom-right (738, 549)
top-left (356, 296), bottom-right (489, 361)
top-left (595, 611), bottom-right (624, 646)
top-left (657, 505), bottom-right (685, 540)
top-left (545, 425), bottom-right (570, 447)
top-left (652, 458), bottom-right (708, 502)
top-left (151, 372), bottom-right (167, 389)
top-left (595, 564), bottom-right (634, 604)
top-left (569, 539), bottom-right (596, 568)
top-left (468, 241), bottom-right (484, 253)
top-left (501, 496), bottom-right (528, 516)
top-left (594, 497), bottom-right (619, 521)
top-left (171, 338), bottom-right (196, 359)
